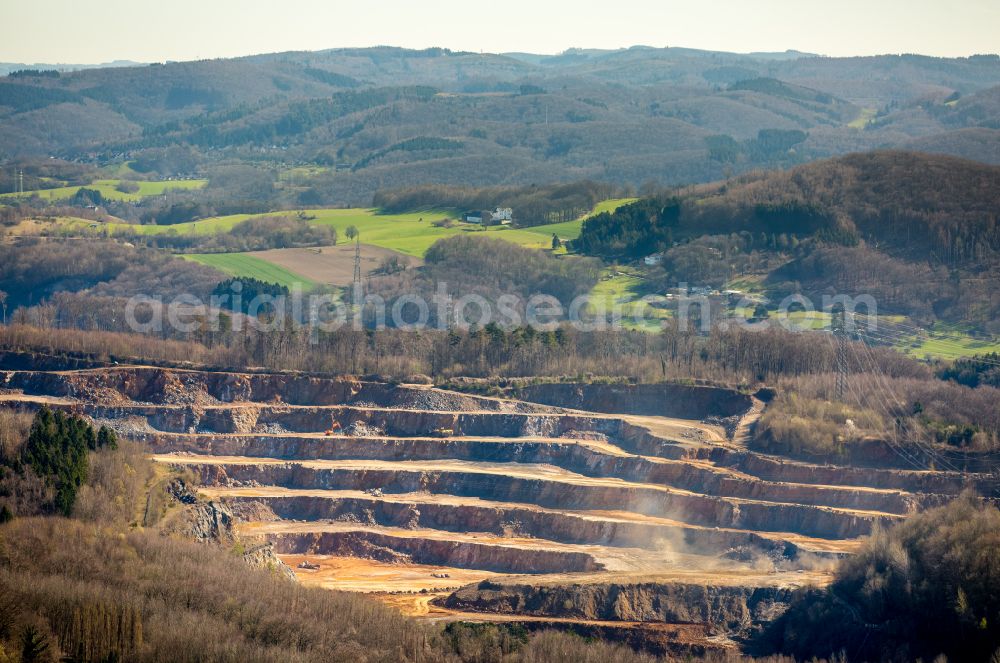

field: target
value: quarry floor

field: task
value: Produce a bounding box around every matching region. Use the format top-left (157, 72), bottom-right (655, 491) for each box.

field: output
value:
top-left (2, 365), bottom-right (990, 654)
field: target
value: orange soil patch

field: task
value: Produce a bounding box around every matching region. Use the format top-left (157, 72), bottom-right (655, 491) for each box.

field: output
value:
top-left (246, 243), bottom-right (421, 287)
top-left (278, 554), bottom-right (505, 594)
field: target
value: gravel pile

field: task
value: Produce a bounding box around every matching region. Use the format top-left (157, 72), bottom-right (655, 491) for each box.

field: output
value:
top-left (344, 421), bottom-right (384, 437)
top-left (254, 422), bottom-right (292, 435)
top-left (159, 375), bottom-right (220, 406)
top-left (92, 416), bottom-right (155, 438)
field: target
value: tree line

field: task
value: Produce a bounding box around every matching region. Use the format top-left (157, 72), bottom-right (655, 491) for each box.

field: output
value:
top-left (0, 407), bottom-right (117, 520)
top-left (373, 180), bottom-right (620, 227)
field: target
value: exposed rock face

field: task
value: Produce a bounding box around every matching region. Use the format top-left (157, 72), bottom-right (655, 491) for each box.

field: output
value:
top-left (179, 497), bottom-right (237, 545)
top-left (2, 366), bottom-right (545, 411)
top-left (143, 432), bottom-right (929, 515)
top-left (268, 530), bottom-right (602, 573)
top-left (8, 364), bottom-right (1000, 644)
top-left (706, 447), bottom-right (998, 495)
top-left (445, 579), bottom-right (794, 632)
top-left (241, 543), bottom-right (297, 581)
top-left (221, 493), bottom-right (837, 564)
top-left (163, 479), bottom-right (295, 579)
top-left (5, 367), bottom-right (361, 406)
top-left (192, 462), bottom-right (891, 539)
top-left (515, 383), bottom-right (753, 419)
top-left (0, 351), bottom-right (112, 372)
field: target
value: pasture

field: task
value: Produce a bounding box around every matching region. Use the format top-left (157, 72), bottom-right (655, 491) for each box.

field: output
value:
top-left (890, 323), bottom-right (1000, 360)
top-left (182, 253), bottom-right (318, 289)
top-left (102, 198), bottom-right (637, 256)
top-left (0, 178), bottom-right (207, 202)
top-left (587, 268), bottom-right (671, 332)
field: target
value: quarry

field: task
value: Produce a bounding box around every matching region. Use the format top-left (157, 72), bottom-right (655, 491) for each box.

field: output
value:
top-left (0, 362), bottom-right (989, 655)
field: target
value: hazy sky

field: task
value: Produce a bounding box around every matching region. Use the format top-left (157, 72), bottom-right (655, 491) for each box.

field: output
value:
top-left (1, 0), bottom-right (997, 64)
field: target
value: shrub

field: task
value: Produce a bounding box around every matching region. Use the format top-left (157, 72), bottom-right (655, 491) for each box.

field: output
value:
top-left (754, 392), bottom-right (884, 457)
top-left (115, 180), bottom-right (140, 194)
top-left (0, 410), bottom-right (32, 464)
top-left (758, 494), bottom-right (1000, 662)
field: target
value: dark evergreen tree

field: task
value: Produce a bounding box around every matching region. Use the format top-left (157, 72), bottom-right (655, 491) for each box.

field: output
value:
top-left (18, 408), bottom-right (114, 516)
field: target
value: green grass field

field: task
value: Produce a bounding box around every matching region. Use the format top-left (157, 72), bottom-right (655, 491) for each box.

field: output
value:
top-left (182, 254), bottom-right (318, 289)
top-left (520, 219), bottom-right (590, 242)
top-left (848, 108), bottom-right (877, 129)
top-left (17, 197), bottom-right (638, 297)
top-left (586, 268), bottom-right (671, 331)
top-left (1, 178), bottom-right (207, 202)
top-left (101, 198), bottom-right (638, 257)
top-left (889, 323), bottom-right (1000, 360)
top-left (521, 197), bottom-right (637, 239)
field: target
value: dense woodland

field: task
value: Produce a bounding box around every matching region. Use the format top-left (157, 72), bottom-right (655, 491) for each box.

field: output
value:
top-left (577, 152), bottom-right (1000, 264)
top-left (573, 198), bottom-right (682, 258)
top-left (756, 495), bottom-right (1000, 662)
top-left (939, 352), bottom-right (1000, 388)
top-left (0, 409), bottom-right (117, 520)
top-left (3, 48), bottom-right (1000, 205)
top-left (0, 239), bottom-right (225, 309)
top-left (572, 152), bottom-right (1000, 325)
top-left (363, 236), bottom-right (603, 327)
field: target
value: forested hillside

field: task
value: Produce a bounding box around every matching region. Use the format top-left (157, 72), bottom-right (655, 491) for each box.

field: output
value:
top-left (573, 151), bottom-right (1000, 324)
top-left (1, 48), bottom-right (998, 204)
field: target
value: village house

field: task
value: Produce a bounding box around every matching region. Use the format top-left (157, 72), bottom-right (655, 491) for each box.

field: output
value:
top-left (463, 207), bottom-right (513, 225)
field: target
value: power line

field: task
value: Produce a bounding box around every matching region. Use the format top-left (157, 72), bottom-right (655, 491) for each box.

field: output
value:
top-left (815, 329), bottom-right (919, 469)
top-left (830, 305), bottom-right (849, 401)
top-left (829, 315), bottom-right (943, 470)
top-left (861, 327), bottom-right (1000, 367)
top-left (853, 327), bottom-right (962, 472)
top-left (881, 320), bottom-right (999, 345)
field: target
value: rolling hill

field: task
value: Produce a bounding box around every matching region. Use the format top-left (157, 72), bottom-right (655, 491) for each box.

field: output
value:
top-left (573, 151), bottom-right (1000, 326)
top-left (1, 47), bottom-right (998, 203)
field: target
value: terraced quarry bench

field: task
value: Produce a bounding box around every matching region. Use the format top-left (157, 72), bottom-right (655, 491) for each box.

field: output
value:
top-left (1, 365), bottom-right (993, 653)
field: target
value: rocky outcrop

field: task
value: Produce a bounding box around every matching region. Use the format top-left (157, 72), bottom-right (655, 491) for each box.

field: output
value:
top-left (191, 461), bottom-right (892, 539)
top-left (515, 382), bottom-right (753, 420)
top-left (222, 493), bottom-right (821, 560)
top-left (149, 433), bottom-right (924, 515)
top-left (164, 480), bottom-right (296, 580)
top-left (175, 496), bottom-right (237, 545)
top-left (267, 530), bottom-right (602, 573)
top-left (445, 579), bottom-right (794, 632)
top-left (242, 542), bottom-right (297, 581)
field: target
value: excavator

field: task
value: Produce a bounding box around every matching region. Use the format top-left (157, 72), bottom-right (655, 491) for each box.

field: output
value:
top-left (324, 416), bottom-right (341, 436)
